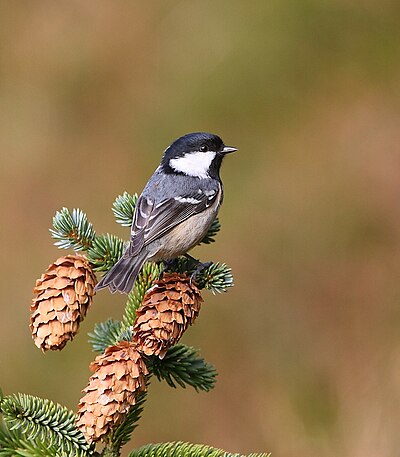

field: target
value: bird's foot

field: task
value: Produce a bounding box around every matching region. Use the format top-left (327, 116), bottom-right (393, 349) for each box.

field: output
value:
top-left (189, 258), bottom-right (212, 285)
top-left (160, 255), bottom-right (212, 285)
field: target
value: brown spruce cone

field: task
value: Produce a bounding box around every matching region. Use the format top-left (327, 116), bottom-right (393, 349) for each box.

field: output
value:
top-left (133, 272), bottom-right (203, 358)
top-left (76, 341), bottom-right (148, 443)
top-left (30, 254), bottom-right (97, 351)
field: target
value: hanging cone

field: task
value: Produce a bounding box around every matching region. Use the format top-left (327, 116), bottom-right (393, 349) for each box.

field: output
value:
top-left (30, 254), bottom-right (97, 351)
top-left (133, 273), bottom-right (203, 358)
top-left (76, 341), bottom-right (148, 443)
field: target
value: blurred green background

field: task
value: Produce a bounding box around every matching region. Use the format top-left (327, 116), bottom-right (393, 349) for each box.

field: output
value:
top-left (1, 1), bottom-right (400, 456)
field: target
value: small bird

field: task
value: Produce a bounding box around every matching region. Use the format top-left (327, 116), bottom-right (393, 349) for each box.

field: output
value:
top-left (95, 132), bottom-right (237, 294)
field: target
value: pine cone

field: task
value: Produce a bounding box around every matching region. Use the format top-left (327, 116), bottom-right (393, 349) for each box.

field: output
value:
top-left (30, 254), bottom-right (97, 351)
top-left (133, 273), bottom-right (203, 358)
top-left (76, 341), bottom-right (148, 443)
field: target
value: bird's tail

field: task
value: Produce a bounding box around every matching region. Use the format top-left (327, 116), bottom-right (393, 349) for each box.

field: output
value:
top-left (95, 252), bottom-right (147, 294)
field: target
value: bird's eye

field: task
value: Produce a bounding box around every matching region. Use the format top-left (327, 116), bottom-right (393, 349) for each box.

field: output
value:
top-left (199, 145), bottom-right (208, 152)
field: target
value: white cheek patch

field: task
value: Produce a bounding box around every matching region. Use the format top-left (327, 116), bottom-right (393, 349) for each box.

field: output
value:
top-left (169, 151), bottom-right (216, 178)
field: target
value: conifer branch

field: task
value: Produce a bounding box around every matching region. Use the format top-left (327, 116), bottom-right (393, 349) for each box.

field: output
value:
top-left (50, 208), bottom-right (96, 251)
top-left (87, 234), bottom-right (127, 273)
top-left (0, 422), bottom-right (61, 457)
top-left (148, 345), bottom-right (217, 392)
top-left (0, 393), bottom-right (92, 455)
top-left (89, 319), bottom-right (123, 353)
top-left (88, 319), bottom-right (132, 353)
top-left (197, 262), bottom-right (234, 294)
top-left (112, 192), bottom-right (138, 227)
top-left (128, 442), bottom-right (271, 457)
top-left (121, 262), bottom-right (162, 331)
top-left (16, 187), bottom-right (243, 455)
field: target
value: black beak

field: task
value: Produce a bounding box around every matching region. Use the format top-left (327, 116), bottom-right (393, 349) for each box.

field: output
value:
top-left (222, 146), bottom-right (238, 154)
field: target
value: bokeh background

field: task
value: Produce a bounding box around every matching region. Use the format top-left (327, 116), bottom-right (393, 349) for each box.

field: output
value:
top-left (1, 1), bottom-right (400, 456)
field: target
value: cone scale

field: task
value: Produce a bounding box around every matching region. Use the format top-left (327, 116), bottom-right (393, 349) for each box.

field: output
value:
top-left (132, 273), bottom-right (203, 358)
top-left (30, 254), bottom-right (97, 351)
top-left (76, 341), bottom-right (148, 443)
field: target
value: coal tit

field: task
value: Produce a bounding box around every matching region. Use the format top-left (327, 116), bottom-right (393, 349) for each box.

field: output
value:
top-left (95, 132), bottom-right (237, 294)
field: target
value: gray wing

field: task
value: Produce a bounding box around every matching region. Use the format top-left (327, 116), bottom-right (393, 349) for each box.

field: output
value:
top-left (127, 188), bottom-right (220, 257)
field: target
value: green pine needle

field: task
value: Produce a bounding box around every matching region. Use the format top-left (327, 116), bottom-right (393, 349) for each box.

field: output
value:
top-left (121, 262), bottom-right (162, 330)
top-left (128, 442), bottom-right (270, 457)
top-left (199, 218), bottom-right (221, 245)
top-left (148, 345), bottom-right (217, 392)
top-left (87, 233), bottom-right (127, 273)
top-left (197, 262), bottom-right (234, 294)
top-left (0, 393), bottom-right (92, 455)
top-left (0, 423), bottom-right (62, 457)
top-left (88, 319), bottom-right (133, 353)
top-left (50, 207), bottom-right (95, 251)
top-left (112, 192), bottom-right (138, 227)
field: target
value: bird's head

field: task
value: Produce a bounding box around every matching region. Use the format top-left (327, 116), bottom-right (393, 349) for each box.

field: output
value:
top-left (161, 132), bottom-right (237, 179)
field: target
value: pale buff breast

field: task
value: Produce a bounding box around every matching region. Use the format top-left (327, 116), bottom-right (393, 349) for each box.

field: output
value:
top-left (148, 185), bottom-right (222, 261)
